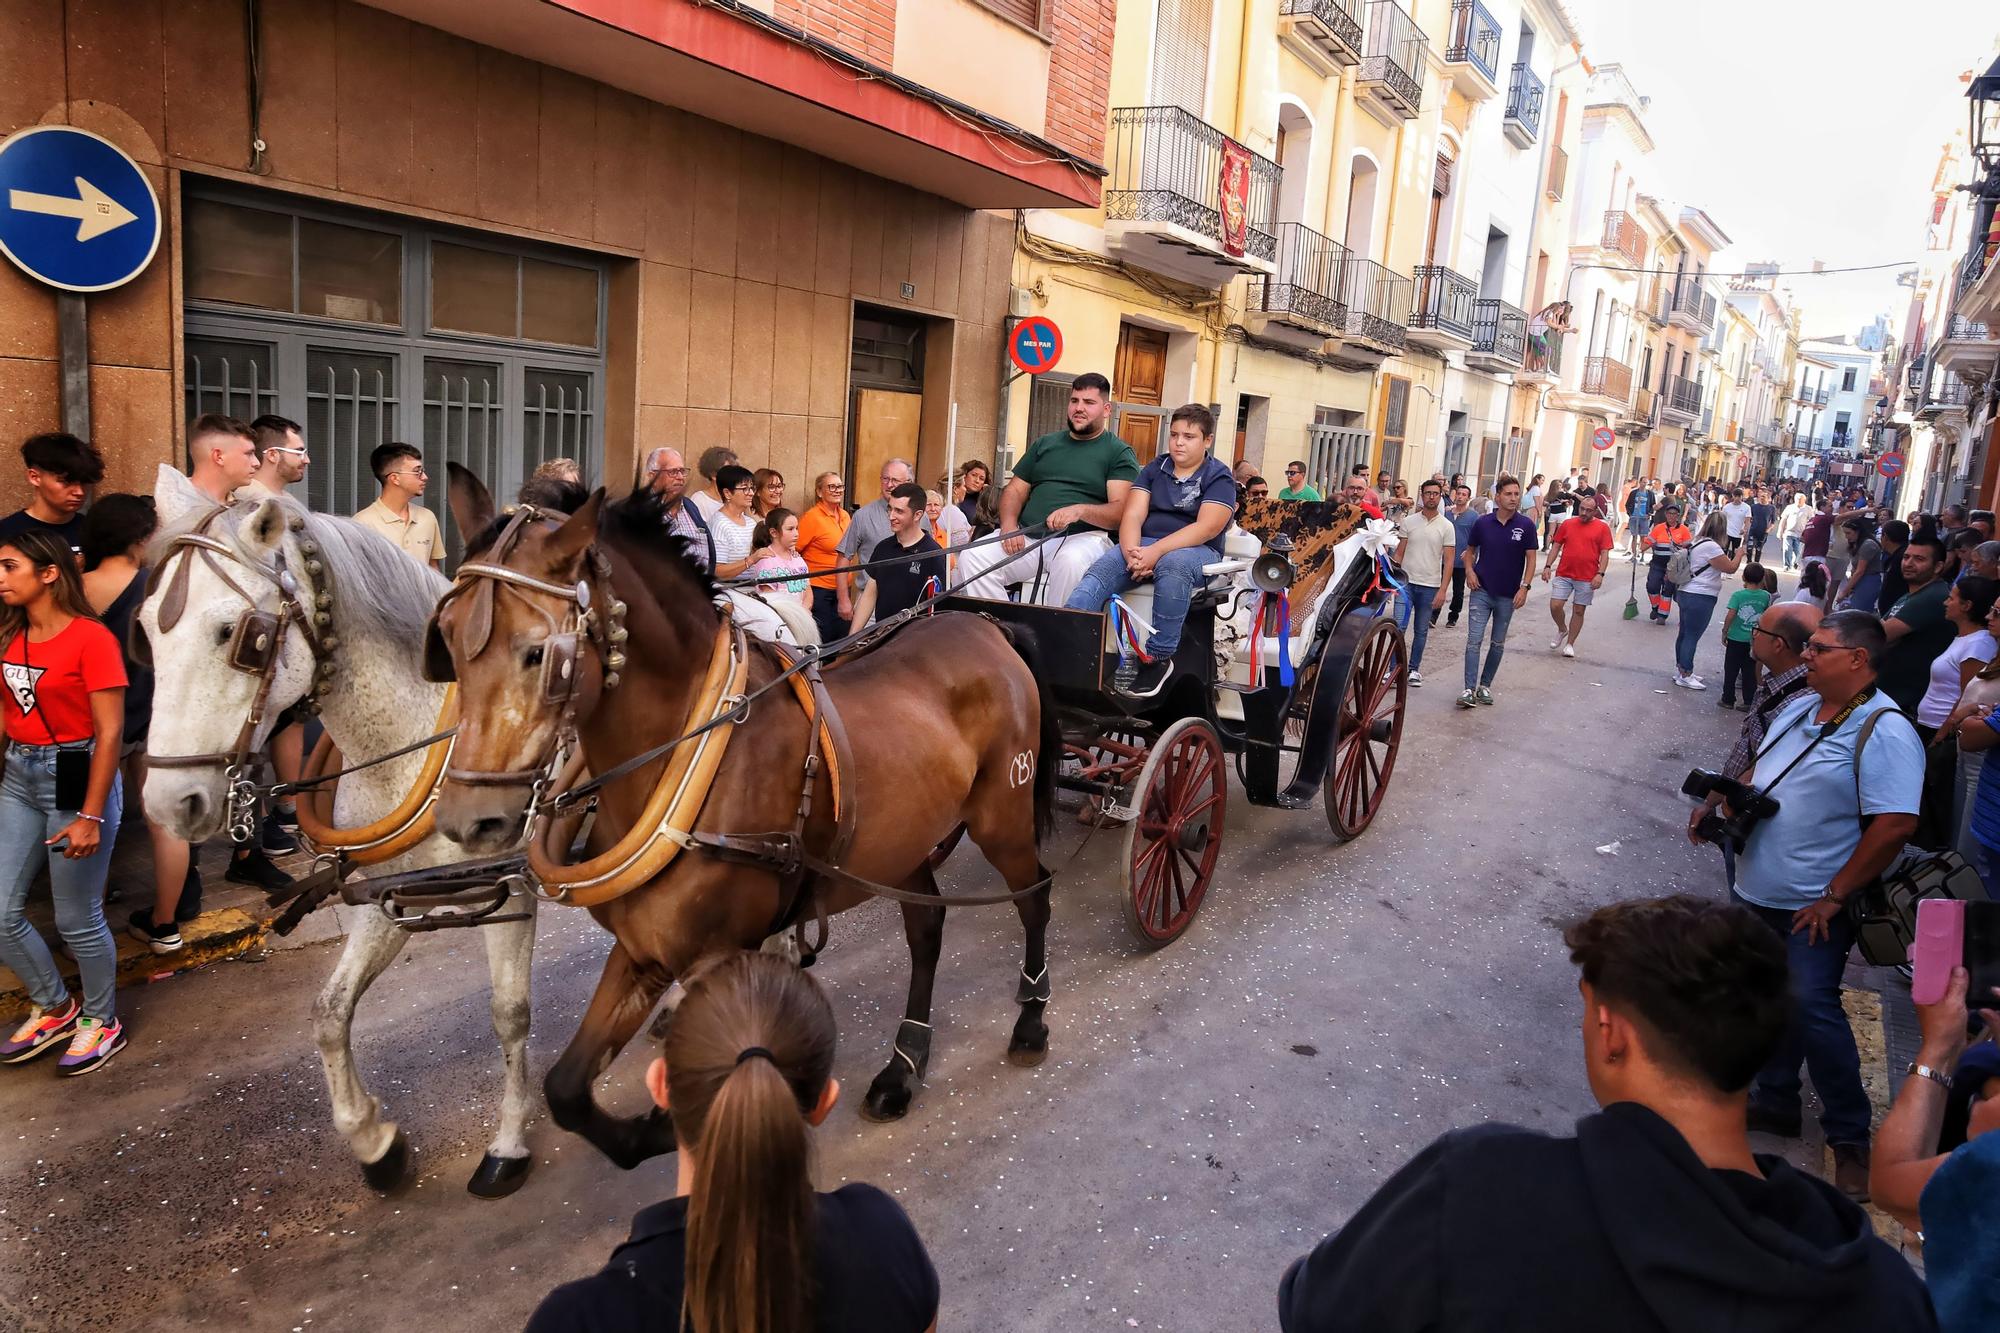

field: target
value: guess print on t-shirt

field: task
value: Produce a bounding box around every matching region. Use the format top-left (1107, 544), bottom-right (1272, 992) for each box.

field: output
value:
top-left (2, 660), bottom-right (45, 716)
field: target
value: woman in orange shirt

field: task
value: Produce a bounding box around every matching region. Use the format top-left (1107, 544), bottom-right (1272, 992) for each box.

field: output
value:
top-left (795, 471), bottom-right (851, 644)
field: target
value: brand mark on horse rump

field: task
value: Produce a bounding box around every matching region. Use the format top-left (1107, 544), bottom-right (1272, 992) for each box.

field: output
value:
top-left (1009, 751), bottom-right (1036, 788)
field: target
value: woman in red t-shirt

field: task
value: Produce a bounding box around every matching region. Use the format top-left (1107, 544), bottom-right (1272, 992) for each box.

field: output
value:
top-left (0, 528), bottom-right (128, 1076)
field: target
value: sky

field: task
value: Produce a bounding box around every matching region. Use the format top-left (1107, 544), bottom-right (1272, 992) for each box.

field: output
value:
top-left (1564, 0), bottom-right (1997, 342)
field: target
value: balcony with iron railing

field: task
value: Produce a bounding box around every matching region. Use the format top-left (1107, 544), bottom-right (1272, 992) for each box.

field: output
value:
top-left (1662, 374), bottom-right (1702, 424)
top-left (1918, 377), bottom-right (1974, 419)
top-left (1667, 282), bottom-right (1716, 334)
top-left (1104, 106), bottom-right (1281, 287)
top-left (1502, 63), bottom-right (1544, 148)
top-left (1329, 254), bottom-right (1411, 363)
top-left (1278, 0), bottom-right (1365, 76)
top-left (1441, 0), bottom-right (1501, 98)
top-left (1248, 223), bottom-right (1350, 341)
top-left (1467, 297), bottom-right (1527, 372)
top-left (1407, 265), bottom-right (1478, 348)
top-left (1356, 1), bottom-right (1426, 122)
top-left (1520, 327), bottom-right (1562, 382)
top-left (1593, 210), bottom-right (1645, 269)
top-left (1575, 355), bottom-right (1634, 409)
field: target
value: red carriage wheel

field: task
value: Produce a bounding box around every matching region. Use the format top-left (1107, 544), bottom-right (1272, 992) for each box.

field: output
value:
top-left (1121, 717), bottom-right (1226, 948)
top-left (1324, 616), bottom-right (1407, 840)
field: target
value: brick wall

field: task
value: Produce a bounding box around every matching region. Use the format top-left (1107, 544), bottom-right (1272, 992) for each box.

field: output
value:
top-left (773, 0), bottom-right (896, 68)
top-left (1042, 0), bottom-right (1116, 160)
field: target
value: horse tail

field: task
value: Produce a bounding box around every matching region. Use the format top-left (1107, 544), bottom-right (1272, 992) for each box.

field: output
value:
top-left (997, 621), bottom-right (1060, 846)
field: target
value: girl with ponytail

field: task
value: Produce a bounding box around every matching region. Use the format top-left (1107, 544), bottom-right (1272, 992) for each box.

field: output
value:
top-left (528, 952), bottom-right (939, 1333)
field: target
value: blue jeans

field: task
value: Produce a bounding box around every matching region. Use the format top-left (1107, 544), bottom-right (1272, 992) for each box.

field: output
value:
top-left (1732, 892), bottom-right (1872, 1145)
top-left (1405, 583), bottom-right (1438, 671)
top-left (1463, 588), bottom-right (1515, 691)
top-left (1065, 543), bottom-right (1213, 658)
top-left (1783, 534), bottom-right (1802, 569)
top-left (1675, 591), bottom-right (1717, 675)
top-left (0, 743), bottom-right (122, 1022)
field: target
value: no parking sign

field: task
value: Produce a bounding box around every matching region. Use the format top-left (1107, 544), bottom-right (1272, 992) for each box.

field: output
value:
top-left (1008, 316), bottom-right (1063, 375)
top-left (1877, 452), bottom-right (1904, 479)
top-left (1590, 426), bottom-right (1616, 452)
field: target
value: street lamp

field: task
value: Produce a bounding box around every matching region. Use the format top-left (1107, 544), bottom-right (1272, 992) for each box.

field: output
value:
top-left (1970, 53), bottom-right (2000, 171)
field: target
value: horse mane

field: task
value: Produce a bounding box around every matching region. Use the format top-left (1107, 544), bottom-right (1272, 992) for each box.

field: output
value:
top-left (151, 494), bottom-right (448, 651)
top-left (598, 486), bottom-right (719, 599)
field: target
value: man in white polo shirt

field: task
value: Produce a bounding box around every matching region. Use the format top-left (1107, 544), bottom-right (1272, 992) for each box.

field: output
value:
top-left (354, 442), bottom-right (443, 571)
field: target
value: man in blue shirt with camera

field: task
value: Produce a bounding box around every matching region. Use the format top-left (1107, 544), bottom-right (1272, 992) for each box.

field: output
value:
top-left (1714, 609), bottom-right (1923, 1200)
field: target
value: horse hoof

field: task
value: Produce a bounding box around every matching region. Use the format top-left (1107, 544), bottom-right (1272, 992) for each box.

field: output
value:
top-left (360, 1130), bottom-right (412, 1194)
top-left (860, 1078), bottom-right (914, 1123)
top-left (467, 1152), bottom-right (532, 1199)
top-left (1007, 1042), bottom-right (1048, 1068)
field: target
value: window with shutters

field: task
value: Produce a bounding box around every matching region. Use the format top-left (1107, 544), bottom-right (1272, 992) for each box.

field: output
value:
top-left (975, 0), bottom-right (1044, 32)
top-left (1377, 375), bottom-right (1410, 480)
top-left (1149, 0), bottom-right (1214, 118)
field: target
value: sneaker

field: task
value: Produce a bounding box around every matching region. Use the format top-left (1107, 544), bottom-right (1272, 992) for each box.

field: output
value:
top-left (1407, 669), bottom-right (1423, 687)
top-left (226, 847), bottom-right (295, 893)
top-left (57, 1016), bottom-right (126, 1076)
top-left (260, 811), bottom-right (299, 855)
top-left (0, 998), bottom-right (80, 1063)
top-left (1445, 617), bottom-right (1458, 628)
top-left (1456, 689), bottom-right (1477, 709)
top-left (1735, 701), bottom-right (1751, 712)
top-left (1560, 643), bottom-right (1576, 658)
top-left (1551, 637), bottom-right (1565, 651)
top-left (274, 804), bottom-right (300, 834)
top-left (1474, 687), bottom-right (1494, 706)
top-left (1115, 657), bottom-right (1174, 699)
top-left (1427, 613), bottom-right (1440, 628)
top-left (1717, 697), bottom-right (1736, 709)
top-left (1674, 673), bottom-right (1708, 691)
top-left (1831, 1142), bottom-right (1871, 1202)
top-left (127, 908), bottom-right (183, 954)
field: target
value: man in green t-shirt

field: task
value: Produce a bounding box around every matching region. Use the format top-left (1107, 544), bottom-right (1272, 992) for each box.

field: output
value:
top-left (955, 372), bottom-right (1140, 604)
top-left (1277, 461), bottom-right (1321, 502)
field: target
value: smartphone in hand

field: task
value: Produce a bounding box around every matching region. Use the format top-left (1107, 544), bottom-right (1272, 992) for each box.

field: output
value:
top-left (1913, 899), bottom-right (2000, 1012)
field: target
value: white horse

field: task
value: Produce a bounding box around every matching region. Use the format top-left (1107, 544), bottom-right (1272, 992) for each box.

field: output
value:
top-left (140, 468), bottom-right (538, 1198)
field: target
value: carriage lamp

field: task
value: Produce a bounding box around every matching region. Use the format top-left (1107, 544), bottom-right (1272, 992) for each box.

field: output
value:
top-left (1252, 532), bottom-right (1297, 593)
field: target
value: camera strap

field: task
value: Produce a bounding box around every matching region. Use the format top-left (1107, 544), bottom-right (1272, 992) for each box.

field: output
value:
top-left (1745, 687), bottom-right (1876, 799)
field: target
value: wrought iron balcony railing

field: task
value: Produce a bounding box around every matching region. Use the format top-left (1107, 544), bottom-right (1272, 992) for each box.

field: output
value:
top-left (1358, 1), bottom-right (1427, 117)
top-left (1251, 223), bottom-right (1351, 336)
top-left (1442, 0), bottom-right (1500, 84)
top-left (1947, 312), bottom-right (1992, 341)
top-left (1104, 106), bottom-right (1281, 266)
top-left (1599, 211), bottom-right (1645, 267)
top-left (1669, 282), bottom-right (1716, 332)
top-left (1339, 254), bottom-right (1412, 351)
top-left (1503, 63), bottom-right (1544, 143)
top-left (1579, 355), bottom-right (1633, 404)
top-left (1278, 0), bottom-right (1365, 69)
top-left (1470, 297), bottom-right (1527, 367)
top-left (1409, 265), bottom-right (1478, 340)
top-left (1669, 374), bottom-right (1703, 417)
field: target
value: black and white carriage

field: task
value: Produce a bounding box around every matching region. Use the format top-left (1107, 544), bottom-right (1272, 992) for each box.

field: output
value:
top-left (941, 500), bottom-right (1410, 946)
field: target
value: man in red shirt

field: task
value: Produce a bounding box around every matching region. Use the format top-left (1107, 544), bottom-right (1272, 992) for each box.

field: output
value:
top-left (1541, 488), bottom-right (1616, 658)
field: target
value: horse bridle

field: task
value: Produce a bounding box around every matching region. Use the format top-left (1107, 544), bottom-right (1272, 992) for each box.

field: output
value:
top-left (143, 507), bottom-right (340, 842)
top-left (424, 504), bottom-right (628, 792)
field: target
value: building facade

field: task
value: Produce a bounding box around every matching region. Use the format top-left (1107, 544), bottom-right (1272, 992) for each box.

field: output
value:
top-left (1, 0), bottom-right (1115, 544)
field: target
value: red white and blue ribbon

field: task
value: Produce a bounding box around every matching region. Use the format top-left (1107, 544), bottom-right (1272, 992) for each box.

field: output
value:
top-left (920, 575), bottom-right (942, 614)
top-left (1373, 553), bottom-right (1412, 631)
top-left (1252, 591), bottom-right (1294, 687)
top-left (1108, 596), bottom-right (1152, 664)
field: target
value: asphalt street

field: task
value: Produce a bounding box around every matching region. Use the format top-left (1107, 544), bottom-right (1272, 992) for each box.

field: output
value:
top-left (0, 556), bottom-right (1856, 1332)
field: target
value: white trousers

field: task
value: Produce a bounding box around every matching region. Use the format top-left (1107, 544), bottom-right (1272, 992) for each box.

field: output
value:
top-left (952, 530), bottom-right (1113, 607)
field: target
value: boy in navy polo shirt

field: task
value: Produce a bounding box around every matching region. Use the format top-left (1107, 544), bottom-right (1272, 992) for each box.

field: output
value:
top-left (1066, 404), bottom-right (1236, 696)
top-left (1458, 474), bottom-right (1540, 708)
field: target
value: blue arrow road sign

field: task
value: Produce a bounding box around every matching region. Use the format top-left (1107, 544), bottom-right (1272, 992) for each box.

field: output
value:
top-left (0, 126), bottom-right (161, 293)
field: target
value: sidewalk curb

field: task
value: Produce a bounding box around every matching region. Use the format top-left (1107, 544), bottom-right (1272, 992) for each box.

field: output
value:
top-left (0, 907), bottom-right (268, 1021)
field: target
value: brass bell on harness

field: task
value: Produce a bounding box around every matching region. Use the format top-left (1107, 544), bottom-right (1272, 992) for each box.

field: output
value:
top-left (608, 625), bottom-right (629, 645)
top-left (306, 559), bottom-right (324, 576)
top-left (317, 592), bottom-right (333, 609)
top-left (606, 649), bottom-right (628, 672)
top-left (603, 672), bottom-right (622, 690)
top-left (288, 515), bottom-right (307, 532)
top-left (609, 599), bottom-right (627, 619)
top-left (314, 611), bottom-right (333, 628)
top-left (299, 540), bottom-right (319, 557)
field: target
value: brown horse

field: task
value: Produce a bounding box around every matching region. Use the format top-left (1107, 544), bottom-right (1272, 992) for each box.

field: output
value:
top-left (427, 468), bottom-right (1059, 1166)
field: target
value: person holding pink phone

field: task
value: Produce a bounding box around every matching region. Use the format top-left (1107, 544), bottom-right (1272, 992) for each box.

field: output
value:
top-left (1871, 960), bottom-right (2000, 1333)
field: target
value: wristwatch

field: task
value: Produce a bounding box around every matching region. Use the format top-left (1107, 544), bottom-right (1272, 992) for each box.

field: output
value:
top-left (1906, 1062), bottom-right (1954, 1091)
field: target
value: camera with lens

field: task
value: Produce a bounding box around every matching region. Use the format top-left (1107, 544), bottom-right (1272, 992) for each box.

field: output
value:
top-left (1681, 769), bottom-right (1781, 853)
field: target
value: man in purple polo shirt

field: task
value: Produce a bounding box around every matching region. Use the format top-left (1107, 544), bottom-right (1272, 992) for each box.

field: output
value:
top-left (1458, 474), bottom-right (1540, 709)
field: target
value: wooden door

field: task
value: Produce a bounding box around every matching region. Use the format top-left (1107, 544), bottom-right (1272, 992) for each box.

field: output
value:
top-left (851, 388), bottom-right (923, 491)
top-left (1115, 323), bottom-right (1170, 456)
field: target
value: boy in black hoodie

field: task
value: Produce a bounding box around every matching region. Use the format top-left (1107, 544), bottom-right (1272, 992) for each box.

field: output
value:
top-left (1279, 895), bottom-right (1935, 1333)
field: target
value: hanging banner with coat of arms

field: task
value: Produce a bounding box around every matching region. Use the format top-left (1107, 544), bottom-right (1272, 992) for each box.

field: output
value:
top-left (1217, 138), bottom-right (1252, 259)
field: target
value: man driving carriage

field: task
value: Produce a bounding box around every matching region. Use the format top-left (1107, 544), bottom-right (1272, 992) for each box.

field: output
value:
top-left (952, 372), bottom-right (1140, 607)
top-left (1063, 404), bottom-right (1235, 696)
